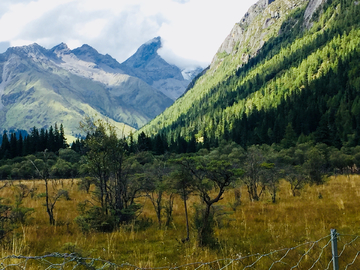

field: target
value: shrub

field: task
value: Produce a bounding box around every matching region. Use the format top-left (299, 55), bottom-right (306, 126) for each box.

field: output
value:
top-left (192, 204), bottom-right (217, 248)
top-left (75, 205), bottom-right (116, 233)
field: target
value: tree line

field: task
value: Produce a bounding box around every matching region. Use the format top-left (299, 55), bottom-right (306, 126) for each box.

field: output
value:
top-left (0, 124), bottom-right (68, 160)
top-left (2, 120), bottom-right (359, 247)
top-left (71, 121), bottom-right (360, 247)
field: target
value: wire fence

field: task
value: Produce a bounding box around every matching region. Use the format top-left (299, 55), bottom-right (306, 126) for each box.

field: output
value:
top-left (0, 230), bottom-right (359, 269)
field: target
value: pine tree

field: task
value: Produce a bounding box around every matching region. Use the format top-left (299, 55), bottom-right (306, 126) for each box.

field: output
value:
top-left (0, 131), bottom-right (10, 159)
top-left (59, 124), bottom-right (67, 149)
top-left (154, 134), bottom-right (165, 155)
top-left (48, 126), bottom-right (55, 152)
top-left (187, 134), bottom-right (197, 153)
top-left (40, 128), bottom-right (48, 152)
top-left (54, 123), bottom-right (60, 150)
top-left (281, 123), bottom-right (297, 148)
top-left (10, 132), bottom-right (18, 158)
top-left (18, 133), bottom-right (24, 157)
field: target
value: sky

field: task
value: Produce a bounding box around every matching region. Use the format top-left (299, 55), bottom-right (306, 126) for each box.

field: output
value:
top-left (0, 0), bottom-right (258, 68)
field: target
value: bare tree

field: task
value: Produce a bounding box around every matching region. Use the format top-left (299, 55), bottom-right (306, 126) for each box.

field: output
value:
top-left (170, 162), bottom-right (195, 242)
top-left (142, 156), bottom-right (170, 228)
top-left (242, 146), bottom-right (266, 201)
top-left (30, 150), bottom-right (66, 225)
top-left (286, 165), bottom-right (308, 196)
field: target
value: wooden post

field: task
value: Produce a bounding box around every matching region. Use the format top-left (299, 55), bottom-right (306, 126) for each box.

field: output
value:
top-left (331, 229), bottom-right (339, 270)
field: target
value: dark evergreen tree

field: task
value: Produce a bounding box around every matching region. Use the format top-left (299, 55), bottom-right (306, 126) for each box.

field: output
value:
top-left (48, 126), bottom-right (55, 152)
top-left (39, 128), bottom-right (48, 152)
top-left (137, 132), bottom-right (152, 152)
top-left (153, 134), bottom-right (166, 155)
top-left (18, 133), bottom-right (24, 157)
top-left (282, 123), bottom-right (297, 148)
top-left (202, 130), bottom-right (210, 150)
top-left (0, 131), bottom-right (10, 159)
top-left (59, 124), bottom-right (67, 149)
top-left (187, 134), bottom-right (197, 153)
top-left (9, 133), bottom-right (18, 158)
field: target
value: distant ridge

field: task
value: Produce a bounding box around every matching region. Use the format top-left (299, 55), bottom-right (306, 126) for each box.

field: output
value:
top-left (0, 38), bottom-right (200, 140)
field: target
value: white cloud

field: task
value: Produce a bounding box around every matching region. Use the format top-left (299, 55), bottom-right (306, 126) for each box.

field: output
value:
top-left (0, 0), bottom-right (258, 66)
top-left (0, 0), bottom-right (75, 42)
top-left (78, 19), bottom-right (108, 39)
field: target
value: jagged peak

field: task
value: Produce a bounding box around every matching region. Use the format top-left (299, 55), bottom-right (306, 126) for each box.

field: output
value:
top-left (11, 43), bottom-right (43, 51)
top-left (132, 37), bottom-right (163, 59)
top-left (144, 36), bottom-right (162, 46)
top-left (5, 43), bottom-right (47, 57)
top-left (71, 44), bottom-right (99, 56)
top-left (50, 42), bottom-right (70, 54)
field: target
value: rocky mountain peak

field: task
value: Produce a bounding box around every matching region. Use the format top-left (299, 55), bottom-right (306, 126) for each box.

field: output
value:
top-left (70, 44), bottom-right (122, 70)
top-left (119, 36), bottom-right (202, 100)
top-left (6, 43), bottom-right (46, 58)
top-left (71, 44), bottom-right (100, 60)
top-left (50, 42), bottom-right (71, 55)
top-left (120, 37), bottom-right (183, 85)
top-left (123, 36), bottom-right (162, 68)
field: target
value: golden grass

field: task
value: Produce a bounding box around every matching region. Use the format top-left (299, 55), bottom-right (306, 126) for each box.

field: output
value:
top-left (1, 175), bottom-right (360, 268)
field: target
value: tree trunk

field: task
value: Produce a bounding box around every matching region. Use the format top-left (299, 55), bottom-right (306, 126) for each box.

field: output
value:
top-left (183, 192), bottom-right (190, 242)
top-left (198, 203), bottom-right (212, 247)
top-left (45, 179), bottom-right (55, 225)
top-left (156, 192), bottom-right (162, 228)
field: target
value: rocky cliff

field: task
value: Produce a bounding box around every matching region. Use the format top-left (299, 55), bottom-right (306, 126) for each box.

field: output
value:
top-left (211, 0), bottom-right (309, 69)
top-left (120, 37), bottom-right (202, 100)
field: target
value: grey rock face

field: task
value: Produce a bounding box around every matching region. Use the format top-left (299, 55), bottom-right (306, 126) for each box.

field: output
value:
top-left (121, 37), bottom-right (183, 84)
top-left (304, 0), bottom-right (328, 29)
top-left (120, 37), bottom-right (202, 100)
top-left (71, 44), bottom-right (124, 71)
top-left (211, 0), bottom-right (309, 69)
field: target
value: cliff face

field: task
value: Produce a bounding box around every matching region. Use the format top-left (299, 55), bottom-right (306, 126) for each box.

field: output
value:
top-left (120, 37), bottom-right (184, 85)
top-left (304, 0), bottom-right (328, 28)
top-left (211, 0), bottom-right (309, 69)
top-left (120, 37), bottom-right (202, 100)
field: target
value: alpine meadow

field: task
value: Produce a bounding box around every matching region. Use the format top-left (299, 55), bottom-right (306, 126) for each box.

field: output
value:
top-left (1, 0), bottom-right (360, 269)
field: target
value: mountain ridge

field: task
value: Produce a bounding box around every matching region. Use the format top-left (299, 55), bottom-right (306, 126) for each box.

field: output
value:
top-left (138, 0), bottom-right (360, 149)
top-left (0, 38), bottom-right (200, 141)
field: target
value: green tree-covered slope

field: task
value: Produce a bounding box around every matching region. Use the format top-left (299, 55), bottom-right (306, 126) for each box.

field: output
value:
top-left (139, 0), bottom-right (360, 148)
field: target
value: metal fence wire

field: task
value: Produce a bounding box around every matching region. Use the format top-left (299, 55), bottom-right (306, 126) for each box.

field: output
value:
top-left (0, 229), bottom-right (359, 270)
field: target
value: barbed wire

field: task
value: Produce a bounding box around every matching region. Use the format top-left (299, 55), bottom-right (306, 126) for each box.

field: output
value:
top-left (1, 231), bottom-right (360, 269)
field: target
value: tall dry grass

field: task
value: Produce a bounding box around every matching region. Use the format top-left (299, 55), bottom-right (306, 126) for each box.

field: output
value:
top-left (1, 175), bottom-right (360, 268)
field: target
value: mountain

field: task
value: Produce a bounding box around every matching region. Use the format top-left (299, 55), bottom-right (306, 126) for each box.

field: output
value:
top-left (139, 0), bottom-right (360, 149)
top-left (120, 37), bottom-right (202, 100)
top-left (0, 42), bottom-right (175, 141)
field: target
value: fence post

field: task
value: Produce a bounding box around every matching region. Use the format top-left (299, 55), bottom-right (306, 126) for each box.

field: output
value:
top-left (331, 229), bottom-right (339, 270)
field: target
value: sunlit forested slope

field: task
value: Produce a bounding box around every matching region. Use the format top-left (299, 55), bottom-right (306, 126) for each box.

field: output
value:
top-left (140, 0), bottom-right (360, 149)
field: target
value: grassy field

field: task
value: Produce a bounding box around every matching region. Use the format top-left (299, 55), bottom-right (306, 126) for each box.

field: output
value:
top-left (1, 175), bottom-right (360, 269)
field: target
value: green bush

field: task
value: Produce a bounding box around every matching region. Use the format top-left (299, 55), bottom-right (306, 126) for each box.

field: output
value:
top-left (192, 204), bottom-right (217, 248)
top-left (75, 205), bottom-right (116, 233)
